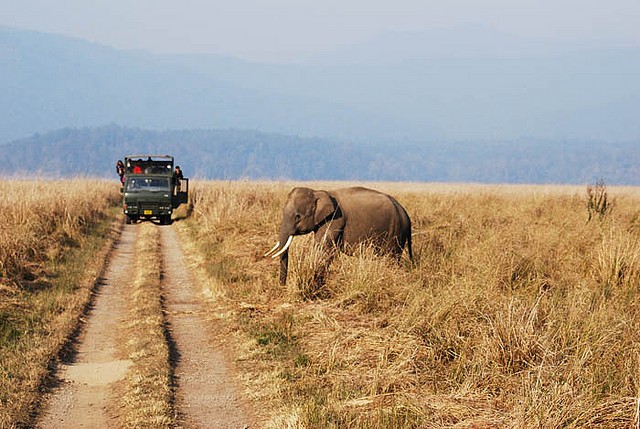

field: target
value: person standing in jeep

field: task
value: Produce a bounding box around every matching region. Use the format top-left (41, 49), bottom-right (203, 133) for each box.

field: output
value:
top-left (116, 160), bottom-right (125, 185)
top-left (173, 165), bottom-right (184, 194)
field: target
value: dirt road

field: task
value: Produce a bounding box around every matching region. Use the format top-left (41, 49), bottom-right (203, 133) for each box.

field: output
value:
top-left (38, 223), bottom-right (255, 428)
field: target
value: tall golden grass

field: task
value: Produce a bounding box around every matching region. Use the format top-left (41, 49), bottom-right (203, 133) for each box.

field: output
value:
top-left (0, 179), bottom-right (119, 289)
top-left (0, 179), bottom-right (119, 427)
top-left (177, 180), bottom-right (640, 428)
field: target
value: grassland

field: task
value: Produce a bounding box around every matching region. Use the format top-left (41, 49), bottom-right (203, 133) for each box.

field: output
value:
top-left (177, 180), bottom-right (640, 428)
top-left (0, 179), bottom-right (120, 427)
top-left (2, 178), bottom-right (639, 427)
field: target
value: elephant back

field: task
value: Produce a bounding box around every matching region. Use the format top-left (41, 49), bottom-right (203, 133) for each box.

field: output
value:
top-left (332, 187), bottom-right (410, 251)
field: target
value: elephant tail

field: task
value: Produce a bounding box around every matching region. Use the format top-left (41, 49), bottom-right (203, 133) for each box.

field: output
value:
top-left (390, 195), bottom-right (414, 264)
top-left (401, 201), bottom-right (413, 263)
top-left (407, 225), bottom-right (414, 263)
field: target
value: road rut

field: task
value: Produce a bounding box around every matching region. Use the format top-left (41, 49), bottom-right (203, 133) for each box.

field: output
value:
top-left (161, 225), bottom-right (255, 428)
top-left (38, 223), bottom-right (136, 428)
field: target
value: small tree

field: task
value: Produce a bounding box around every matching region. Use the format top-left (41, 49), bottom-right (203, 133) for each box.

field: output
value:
top-left (586, 178), bottom-right (613, 222)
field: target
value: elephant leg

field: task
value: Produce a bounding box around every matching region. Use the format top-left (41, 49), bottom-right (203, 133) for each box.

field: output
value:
top-left (307, 246), bottom-right (337, 298)
top-left (307, 227), bottom-right (340, 294)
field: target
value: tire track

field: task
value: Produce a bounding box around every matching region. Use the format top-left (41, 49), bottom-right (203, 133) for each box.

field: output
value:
top-left (160, 225), bottom-right (255, 429)
top-left (37, 224), bottom-right (137, 428)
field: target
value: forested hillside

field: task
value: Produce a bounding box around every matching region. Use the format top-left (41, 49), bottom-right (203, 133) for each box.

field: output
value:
top-left (0, 125), bottom-right (638, 184)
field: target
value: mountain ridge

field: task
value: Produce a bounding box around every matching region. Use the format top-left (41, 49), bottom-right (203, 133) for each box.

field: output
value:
top-left (2, 25), bottom-right (640, 145)
top-left (1, 124), bottom-right (638, 185)
top-left (0, 26), bottom-right (403, 145)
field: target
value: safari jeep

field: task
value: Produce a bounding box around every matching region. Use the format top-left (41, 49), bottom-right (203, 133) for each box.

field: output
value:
top-left (121, 154), bottom-right (188, 225)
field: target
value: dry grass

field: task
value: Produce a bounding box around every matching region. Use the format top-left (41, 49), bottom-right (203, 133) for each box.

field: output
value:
top-left (177, 180), bottom-right (640, 428)
top-left (0, 179), bottom-right (119, 289)
top-left (0, 179), bottom-right (120, 427)
top-left (117, 222), bottom-right (174, 428)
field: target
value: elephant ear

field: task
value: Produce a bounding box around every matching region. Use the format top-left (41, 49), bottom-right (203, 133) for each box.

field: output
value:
top-left (313, 190), bottom-right (336, 225)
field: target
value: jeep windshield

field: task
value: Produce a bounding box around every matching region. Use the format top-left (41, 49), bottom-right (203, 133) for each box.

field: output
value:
top-left (126, 177), bottom-right (170, 192)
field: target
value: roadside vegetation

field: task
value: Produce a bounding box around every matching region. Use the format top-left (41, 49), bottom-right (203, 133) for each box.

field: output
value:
top-left (117, 222), bottom-right (174, 428)
top-left (0, 179), bottom-right (120, 427)
top-left (177, 181), bottom-right (640, 428)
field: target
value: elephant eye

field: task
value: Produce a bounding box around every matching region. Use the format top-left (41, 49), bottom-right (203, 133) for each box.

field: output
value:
top-left (294, 213), bottom-right (302, 223)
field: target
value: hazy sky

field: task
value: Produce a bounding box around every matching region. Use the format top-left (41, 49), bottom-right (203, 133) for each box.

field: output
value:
top-left (2, 0), bottom-right (640, 61)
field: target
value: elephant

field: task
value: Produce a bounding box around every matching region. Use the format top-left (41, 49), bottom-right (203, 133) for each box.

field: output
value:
top-left (265, 186), bottom-right (413, 285)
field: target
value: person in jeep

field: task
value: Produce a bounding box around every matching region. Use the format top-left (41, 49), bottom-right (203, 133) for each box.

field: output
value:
top-left (116, 160), bottom-right (125, 184)
top-left (173, 165), bottom-right (184, 194)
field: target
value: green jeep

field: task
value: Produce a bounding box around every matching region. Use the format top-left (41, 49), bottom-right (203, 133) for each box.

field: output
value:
top-left (121, 155), bottom-right (188, 225)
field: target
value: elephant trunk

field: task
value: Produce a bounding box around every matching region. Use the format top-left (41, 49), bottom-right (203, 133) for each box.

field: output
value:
top-left (279, 251), bottom-right (289, 285)
top-left (277, 224), bottom-right (295, 285)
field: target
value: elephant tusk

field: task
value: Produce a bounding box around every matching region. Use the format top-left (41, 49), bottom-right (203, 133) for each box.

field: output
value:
top-left (272, 235), bottom-right (293, 258)
top-left (264, 241), bottom-right (280, 257)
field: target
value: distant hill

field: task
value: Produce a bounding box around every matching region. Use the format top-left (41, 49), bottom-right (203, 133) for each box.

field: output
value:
top-left (0, 26), bottom-right (400, 145)
top-left (2, 25), bottom-right (640, 146)
top-left (1, 125), bottom-right (638, 185)
top-left (154, 25), bottom-right (640, 142)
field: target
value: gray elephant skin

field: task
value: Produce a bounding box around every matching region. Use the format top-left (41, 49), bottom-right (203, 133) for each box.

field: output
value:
top-left (266, 186), bottom-right (413, 285)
